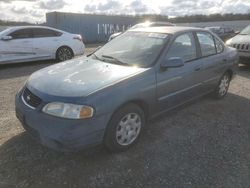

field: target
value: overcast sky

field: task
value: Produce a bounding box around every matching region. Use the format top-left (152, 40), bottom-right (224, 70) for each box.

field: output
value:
top-left (0, 0), bottom-right (250, 23)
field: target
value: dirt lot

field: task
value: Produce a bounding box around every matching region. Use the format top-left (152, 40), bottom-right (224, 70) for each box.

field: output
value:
top-left (0, 45), bottom-right (250, 188)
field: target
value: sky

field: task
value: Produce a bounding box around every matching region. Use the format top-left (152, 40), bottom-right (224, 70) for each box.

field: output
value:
top-left (0, 0), bottom-right (250, 23)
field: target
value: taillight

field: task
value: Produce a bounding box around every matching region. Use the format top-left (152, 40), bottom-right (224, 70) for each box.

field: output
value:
top-left (73, 35), bottom-right (83, 42)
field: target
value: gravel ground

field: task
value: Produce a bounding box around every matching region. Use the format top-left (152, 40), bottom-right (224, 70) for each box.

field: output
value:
top-left (0, 45), bottom-right (250, 188)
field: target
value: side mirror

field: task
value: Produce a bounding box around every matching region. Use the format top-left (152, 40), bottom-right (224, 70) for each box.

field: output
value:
top-left (1, 36), bottom-right (12, 41)
top-left (235, 31), bottom-right (240, 35)
top-left (161, 57), bottom-right (184, 69)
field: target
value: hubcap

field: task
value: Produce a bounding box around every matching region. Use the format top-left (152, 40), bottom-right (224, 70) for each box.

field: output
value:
top-left (58, 48), bottom-right (72, 61)
top-left (219, 75), bottom-right (230, 96)
top-left (116, 113), bottom-right (141, 146)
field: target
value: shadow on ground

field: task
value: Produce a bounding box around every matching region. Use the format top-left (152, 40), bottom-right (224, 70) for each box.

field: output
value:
top-left (0, 93), bottom-right (249, 188)
top-left (238, 64), bottom-right (250, 79)
top-left (0, 60), bottom-right (55, 80)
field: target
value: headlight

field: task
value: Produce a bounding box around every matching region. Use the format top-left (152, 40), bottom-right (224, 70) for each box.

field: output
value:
top-left (42, 102), bottom-right (94, 119)
top-left (226, 39), bottom-right (232, 45)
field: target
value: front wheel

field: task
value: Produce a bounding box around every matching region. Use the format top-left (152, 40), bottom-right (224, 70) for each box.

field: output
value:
top-left (213, 73), bottom-right (231, 99)
top-left (104, 104), bottom-right (145, 152)
top-left (56, 46), bottom-right (74, 62)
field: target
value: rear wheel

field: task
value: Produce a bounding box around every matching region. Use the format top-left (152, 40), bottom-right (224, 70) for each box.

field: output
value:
top-left (213, 73), bottom-right (231, 99)
top-left (104, 104), bottom-right (145, 152)
top-left (56, 46), bottom-right (73, 62)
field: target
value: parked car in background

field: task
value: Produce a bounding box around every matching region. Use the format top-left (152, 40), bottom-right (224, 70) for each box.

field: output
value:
top-left (0, 26), bottom-right (85, 64)
top-left (108, 21), bottom-right (175, 41)
top-left (205, 26), bottom-right (238, 41)
top-left (16, 27), bottom-right (238, 152)
top-left (226, 25), bottom-right (250, 64)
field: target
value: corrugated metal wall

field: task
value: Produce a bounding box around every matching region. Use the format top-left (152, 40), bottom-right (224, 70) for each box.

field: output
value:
top-left (46, 12), bottom-right (142, 43)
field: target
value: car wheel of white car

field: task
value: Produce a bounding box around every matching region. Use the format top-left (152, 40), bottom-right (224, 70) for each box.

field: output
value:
top-left (104, 104), bottom-right (145, 152)
top-left (56, 47), bottom-right (74, 62)
top-left (213, 73), bottom-right (231, 99)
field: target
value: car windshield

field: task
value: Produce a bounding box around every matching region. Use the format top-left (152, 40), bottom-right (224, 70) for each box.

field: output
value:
top-left (93, 31), bottom-right (168, 67)
top-left (240, 25), bottom-right (250, 35)
top-left (0, 27), bottom-right (11, 36)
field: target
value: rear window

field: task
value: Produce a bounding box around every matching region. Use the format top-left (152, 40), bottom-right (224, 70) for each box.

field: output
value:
top-left (166, 32), bottom-right (197, 62)
top-left (197, 32), bottom-right (216, 57)
top-left (32, 28), bottom-right (62, 38)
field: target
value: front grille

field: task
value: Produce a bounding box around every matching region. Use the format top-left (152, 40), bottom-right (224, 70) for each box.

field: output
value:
top-left (232, 43), bottom-right (250, 52)
top-left (22, 87), bottom-right (42, 109)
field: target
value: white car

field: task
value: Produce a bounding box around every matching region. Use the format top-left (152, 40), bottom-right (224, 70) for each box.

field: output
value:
top-left (226, 25), bottom-right (250, 64)
top-left (0, 26), bottom-right (85, 64)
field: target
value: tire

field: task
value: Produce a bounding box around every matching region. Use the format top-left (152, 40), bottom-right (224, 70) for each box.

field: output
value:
top-left (56, 46), bottom-right (74, 62)
top-left (104, 104), bottom-right (145, 152)
top-left (213, 73), bottom-right (231, 99)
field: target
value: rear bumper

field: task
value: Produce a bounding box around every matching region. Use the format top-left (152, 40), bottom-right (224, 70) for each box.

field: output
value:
top-left (15, 90), bottom-right (111, 152)
top-left (73, 43), bottom-right (85, 56)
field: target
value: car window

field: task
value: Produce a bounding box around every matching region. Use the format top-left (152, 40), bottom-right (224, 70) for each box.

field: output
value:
top-left (8, 29), bottom-right (32, 39)
top-left (224, 28), bottom-right (233, 33)
top-left (32, 28), bottom-right (62, 38)
top-left (197, 32), bottom-right (216, 57)
top-left (0, 28), bottom-right (11, 35)
top-left (214, 37), bottom-right (224, 53)
top-left (166, 32), bottom-right (197, 62)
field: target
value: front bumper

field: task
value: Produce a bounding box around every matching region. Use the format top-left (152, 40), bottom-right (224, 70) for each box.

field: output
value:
top-left (238, 51), bottom-right (250, 58)
top-left (15, 89), bottom-right (111, 152)
top-left (238, 52), bottom-right (250, 64)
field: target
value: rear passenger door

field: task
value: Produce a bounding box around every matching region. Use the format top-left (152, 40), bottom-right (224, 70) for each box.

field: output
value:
top-left (195, 31), bottom-right (226, 91)
top-left (32, 28), bottom-right (62, 59)
top-left (156, 32), bottom-right (205, 111)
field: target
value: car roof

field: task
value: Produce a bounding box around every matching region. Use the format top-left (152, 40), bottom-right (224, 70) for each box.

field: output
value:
top-left (130, 26), bottom-right (207, 35)
top-left (149, 22), bottom-right (175, 26)
top-left (205, 26), bottom-right (221, 29)
top-left (5, 25), bottom-right (66, 33)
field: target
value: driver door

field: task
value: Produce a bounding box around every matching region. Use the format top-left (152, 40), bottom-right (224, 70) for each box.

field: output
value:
top-left (0, 28), bottom-right (34, 63)
top-left (156, 32), bottom-right (204, 112)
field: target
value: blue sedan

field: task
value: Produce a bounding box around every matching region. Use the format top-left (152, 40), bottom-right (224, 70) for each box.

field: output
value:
top-left (15, 27), bottom-right (238, 152)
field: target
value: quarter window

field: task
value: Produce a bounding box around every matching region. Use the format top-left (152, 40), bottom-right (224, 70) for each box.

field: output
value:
top-left (214, 37), bottom-right (224, 53)
top-left (8, 29), bottom-right (32, 39)
top-left (166, 33), bottom-right (197, 62)
top-left (197, 32), bottom-right (216, 57)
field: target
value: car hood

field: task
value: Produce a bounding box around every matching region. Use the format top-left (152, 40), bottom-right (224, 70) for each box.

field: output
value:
top-left (229, 34), bottom-right (250, 44)
top-left (111, 32), bottom-right (122, 37)
top-left (27, 57), bottom-right (147, 97)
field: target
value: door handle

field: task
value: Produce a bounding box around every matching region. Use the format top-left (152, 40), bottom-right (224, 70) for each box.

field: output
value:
top-left (194, 67), bottom-right (201, 71)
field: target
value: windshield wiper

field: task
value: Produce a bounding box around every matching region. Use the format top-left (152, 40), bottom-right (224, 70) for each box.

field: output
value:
top-left (91, 53), bottom-right (103, 61)
top-left (102, 55), bottom-right (129, 66)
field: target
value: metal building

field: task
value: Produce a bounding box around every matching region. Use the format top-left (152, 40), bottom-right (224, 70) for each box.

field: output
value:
top-left (46, 12), bottom-right (143, 43)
